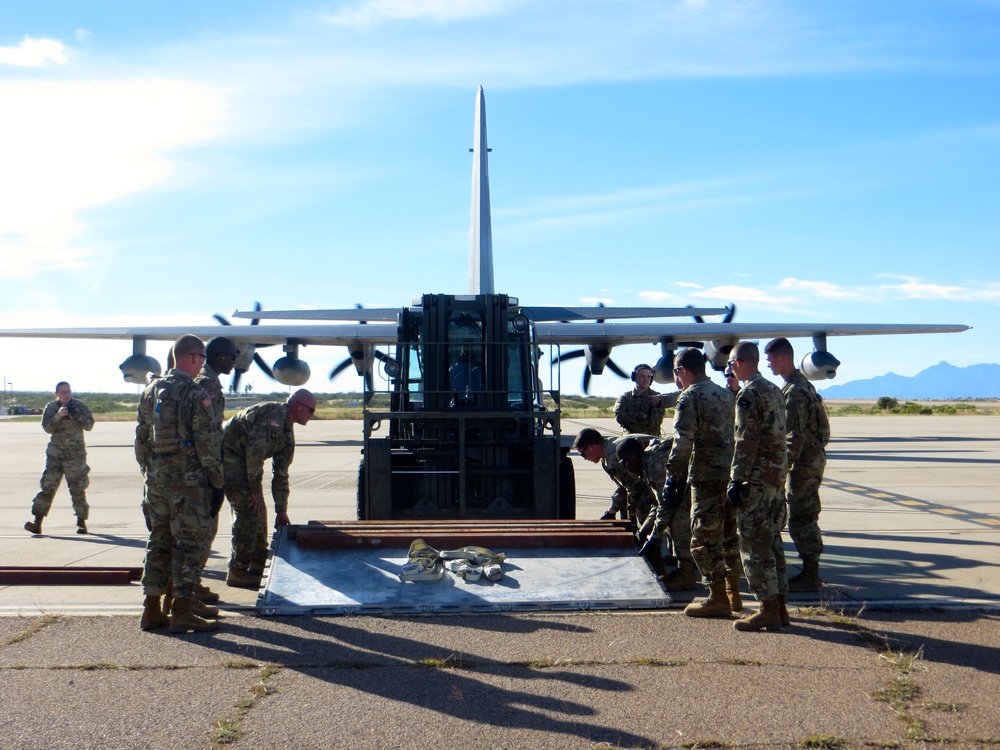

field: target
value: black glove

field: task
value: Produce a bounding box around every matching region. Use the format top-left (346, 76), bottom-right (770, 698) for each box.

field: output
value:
top-left (638, 533), bottom-right (660, 558)
top-left (210, 487), bottom-right (226, 518)
top-left (663, 477), bottom-right (683, 513)
top-left (726, 481), bottom-right (744, 509)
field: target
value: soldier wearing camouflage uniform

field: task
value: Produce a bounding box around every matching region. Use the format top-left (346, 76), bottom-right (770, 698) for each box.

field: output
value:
top-left (658, 348), bottom-right (738, 615)
top-left (726, 341), bottom-right (789, 631)
top-left (24, 382), bottom-right (95, 536)
top-left (765, 337), bottom-right (830, 591)
top-left (613, 363), bottom-right (677, 437)
top-left (223, 389), bottom-right (316, 589)
top-left (573, 428), bottom-right (667, 526)
top-left (136, 335), bottom-right (224, 634)
top-left (192, 336), bottom-right (240, 603)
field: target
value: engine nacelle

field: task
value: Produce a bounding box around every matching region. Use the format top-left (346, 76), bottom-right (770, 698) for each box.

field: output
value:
top-left (272, 356), bottom-right (311, 386)
top-left (119, 354), bottom-right (162, 384)
top-left (584, 344), bottom-right (612, 375)
top-left (704, 339), bottom-right (736, 371)
top-left (233, 344), bottom-right (257, 374)
top-left (801, 350), bottom-right (841, 381)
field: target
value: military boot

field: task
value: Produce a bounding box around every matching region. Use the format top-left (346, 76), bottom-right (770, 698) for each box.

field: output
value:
top-left (192, 583), bottom-right (220, 602)
top-left (659, 559), bottom-right (699, 592)
top-left (168, 597), bottom-right (219, 634)
top-left (161, 580), bottom-right (174, 616)
top-left (139, 596), bottom-right (170, 630)
top-left (76, 518), bottom-right (88, 535)
top-left (787, 556), bottom-right (822, 592)
top-left (684, 580), bottom-right (732, 618)
top-left (733, 599), bottom-right (782, 632)
top-left (777, 594), bottom-right (791, 627)
top-left (726, 575), bottom-right (743, 612)
top-left (226, 566), bottom-right (262, 590)
top-left (24, 515), bottom-right (44, 535)
top-left (190, 596), bottom-right (220, 619)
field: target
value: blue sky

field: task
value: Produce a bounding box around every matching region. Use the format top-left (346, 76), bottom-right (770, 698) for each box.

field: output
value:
top-left (1, 0), bottom-right (996, 398)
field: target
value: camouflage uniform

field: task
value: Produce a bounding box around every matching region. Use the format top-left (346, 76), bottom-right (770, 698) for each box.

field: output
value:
top-left (782, 369), bottom-right (830, 560)
top-left (599, 433), bottom-right (664, 523)
top-left (614, 388), bottom-right (676, 437)
top-left (31, 397), bottom-right (95, 521)
top-left (731, 373), bottom-right (788, 602)
top-left (664, 377), bottom-right (736, 585)
top-left (136, 369), bottom-right (224, 599)
top-left (222, 402), bottom-right (296, 573)
top-left (194, 363), bottom-right (227, 576)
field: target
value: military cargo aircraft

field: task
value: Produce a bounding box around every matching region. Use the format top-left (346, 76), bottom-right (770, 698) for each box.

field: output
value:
top-left (0, 86), bottom-right (969, 394)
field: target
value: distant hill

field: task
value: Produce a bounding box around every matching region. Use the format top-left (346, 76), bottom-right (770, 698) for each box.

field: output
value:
top-left (818, 362), bottom-right (1000, 399)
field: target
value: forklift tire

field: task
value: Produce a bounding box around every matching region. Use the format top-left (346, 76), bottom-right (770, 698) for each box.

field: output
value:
top-left (356, 459), bottom-right (367, 520)
top-left (558, 453), bottom-right (576, 520)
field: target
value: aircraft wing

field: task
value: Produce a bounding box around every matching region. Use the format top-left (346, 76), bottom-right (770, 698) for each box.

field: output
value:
top-left (534, 321), bottom-right (971, 346)
top-left (0, 324), bottom-right (399, 347)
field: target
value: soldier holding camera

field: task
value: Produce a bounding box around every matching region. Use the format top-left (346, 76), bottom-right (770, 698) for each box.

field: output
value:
top-left (24, 382), bottom-right (95, 535)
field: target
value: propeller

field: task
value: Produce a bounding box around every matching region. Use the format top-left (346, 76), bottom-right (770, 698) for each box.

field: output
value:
top-left (687, 304), bottom-right (739, 371)
top-left (552, 303), bottom-right (629, 394)
top-left (213, 301), bottom-right (276, 392)
top-left (328, 304), bottom-right (394, 404)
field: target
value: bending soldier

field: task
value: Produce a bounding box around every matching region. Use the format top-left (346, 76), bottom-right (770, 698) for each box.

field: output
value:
top-left (223, 389), bottom-right (316, 589)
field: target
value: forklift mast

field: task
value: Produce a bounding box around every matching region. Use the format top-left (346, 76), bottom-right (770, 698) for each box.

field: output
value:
top-left (358, 293), bottom-right (574, 520)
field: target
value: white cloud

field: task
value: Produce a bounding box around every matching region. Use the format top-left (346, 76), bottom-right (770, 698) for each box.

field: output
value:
top-left (692, 285), bottom-right (797, 305)
top-left (0, 37), bottom-right (67, 67)
top-left (638, 291), bottom-right (679, 301)
top-left (0, 79), bottom-right (227, 278)
top-left (779, 278), bottom-right (860, 299)
top-left (323, 0), bottom-right (523, 27)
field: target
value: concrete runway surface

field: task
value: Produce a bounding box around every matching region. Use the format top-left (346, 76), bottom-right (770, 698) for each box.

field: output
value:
top-left (0, 415), bottom-right (998, 749)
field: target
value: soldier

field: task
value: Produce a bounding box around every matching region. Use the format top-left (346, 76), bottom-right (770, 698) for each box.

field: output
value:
top-left (651, 348), bottom-right (737, 615)
top-left (613, 363), bottom-right (677, 437)
top-left (24, 382), bottom-right (95, 536)
top-left (764, 337), bottom-right (831, 591)
top-left (191, 336), bottom-right (240, 604)
top-left (223, 389), bottom-right (317, 589)
top-left (573, 428), bottom-right (665, 526)
top-left (136, 335), bottom-right (224, 633)
top-left (726, 341), bottom-right (789, 631)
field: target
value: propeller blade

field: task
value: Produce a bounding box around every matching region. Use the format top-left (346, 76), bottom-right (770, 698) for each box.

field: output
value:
top-left (582, 367), bottom-right (592, 394)
top-left (363, 370), bottom-right (375, 405)
top-left (552, 349), bottom-right (585, 365)
top-left (329, 358), bottom-right (354, 380)
top-left (605, 359), bottom-right (629, 379)
top-left (213, 313), bottom-right (231, 326)
top-left (249, 302), bottom-right (262, 326)
top-left (253, 353), bottom-right (274, 379)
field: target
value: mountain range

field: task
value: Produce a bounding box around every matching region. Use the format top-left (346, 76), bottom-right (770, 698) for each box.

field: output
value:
top-left (817, 362), bottom-right (1000, 400)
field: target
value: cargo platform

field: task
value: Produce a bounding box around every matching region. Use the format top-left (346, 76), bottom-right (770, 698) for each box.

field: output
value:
top-left (256, 520), bottom-right (671, 616)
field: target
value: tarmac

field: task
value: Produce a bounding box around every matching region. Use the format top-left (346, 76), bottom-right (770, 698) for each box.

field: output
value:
top-left (1, 414), bottom-right (998, 749)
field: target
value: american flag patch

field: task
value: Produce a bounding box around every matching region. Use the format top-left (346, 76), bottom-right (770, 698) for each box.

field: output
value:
top-left (269, 419), bottom-right (281, 428)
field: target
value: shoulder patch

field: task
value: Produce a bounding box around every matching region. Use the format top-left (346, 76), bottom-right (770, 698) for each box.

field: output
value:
top-left (269, 419), bottom-right (282, 428)
top-left (201, 396), bottom-right (212, 410)
top-left (737, 397), bottom-right (752, 410)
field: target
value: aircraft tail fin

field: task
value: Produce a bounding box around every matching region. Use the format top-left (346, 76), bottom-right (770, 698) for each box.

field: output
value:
top-left (468, 85), bottom-right (495, 295)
